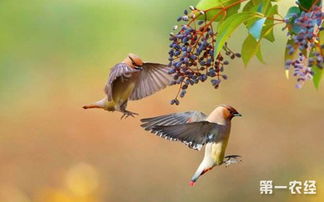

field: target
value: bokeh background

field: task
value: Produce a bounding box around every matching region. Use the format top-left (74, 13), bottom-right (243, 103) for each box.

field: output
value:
top-left (0, 0), bottom-right (323, 202)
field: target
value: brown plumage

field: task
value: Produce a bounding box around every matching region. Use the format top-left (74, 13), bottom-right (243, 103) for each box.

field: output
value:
top-left (141, 105), bottom-right (242, 185)
top-left (83, 53), bottom-right (173, 118)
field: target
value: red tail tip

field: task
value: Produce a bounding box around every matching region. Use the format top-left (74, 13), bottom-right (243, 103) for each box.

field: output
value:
top-left (189, 181), bottom-right (195, 186)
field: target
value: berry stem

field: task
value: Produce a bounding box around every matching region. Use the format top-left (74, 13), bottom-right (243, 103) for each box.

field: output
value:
top-left (175, 81), bottom-right (183, 100)
top-left (308, 0), bottom-right (321, 12)
top-left (266, 16), bottom-right (285, 23)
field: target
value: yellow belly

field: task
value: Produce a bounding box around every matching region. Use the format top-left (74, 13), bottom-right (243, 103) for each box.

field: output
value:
top-left (211, 139), bottom-right (229, 165)
top-left (108, 78), bottom-right (136, 110)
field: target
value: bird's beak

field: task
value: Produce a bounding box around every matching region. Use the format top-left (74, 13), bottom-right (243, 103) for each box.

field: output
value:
top-left (233, 113), bottom-right (242, 117)
top-left (135, 66), bottom-right (143, 70)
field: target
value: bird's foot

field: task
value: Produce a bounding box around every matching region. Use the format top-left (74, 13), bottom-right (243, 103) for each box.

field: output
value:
top-left (120, 110), bottom-right (139, 119)
top-left (223, 155), bottom-right (242, 167)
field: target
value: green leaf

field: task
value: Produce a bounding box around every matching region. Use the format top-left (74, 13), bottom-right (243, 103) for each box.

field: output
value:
top-left (243, 0), bottom-right (256, 12)
top-left (226, 1), bottom-right (241, 17)
top-left (242, 2), bottom-right (261, 27)
top-left (256, 45), bottom-right (265, 63)
top-left (215, 12), bottom-right (260, 56)
top-left (285, 6), bottom-right (303, 34)
top-left (285, 6), bottom-right (301, 19)
top-left (195, 0), bottom-right (223, 21)
top-left (297, 0), bottom-right (321, 10)
top-left (261, 4), bottom-right (277, 42)
top-left (241, 34), bottom-right (259, 65)
top-left (263, 21), bottom-right (275, 42)
top-left (312, 66), bottom-right (323, 89)
top-left (244, 2), bottom-right (277, 38)
top-left (261, 0), bottom-right (271, 14)
top-left (195, 0), bottom-right (241, 21)
top-left (249, 18), bottom-right (266, 41)
top-left (265, 4), bottom-right (278, 17)
top-left (241, 13), bottom-right (275, 65)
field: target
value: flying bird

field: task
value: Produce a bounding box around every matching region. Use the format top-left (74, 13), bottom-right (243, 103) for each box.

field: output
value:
top-left (83, 53), bottom-right (173, 119)
top-left (140, 105), bottom-right (242, 186)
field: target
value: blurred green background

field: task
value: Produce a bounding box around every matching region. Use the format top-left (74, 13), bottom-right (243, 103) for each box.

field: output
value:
top-left (0, 0), bottom-right (323, 201)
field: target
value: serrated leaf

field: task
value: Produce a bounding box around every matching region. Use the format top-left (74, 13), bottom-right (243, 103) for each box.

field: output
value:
top-left (215, 12), bottom-right (260, 56)
top-left (242, 34), bottom-right (259, 65)
top-left (249, 18), bottom-right (266, 41)
top-left (312, 66), bottom-right (323, 89)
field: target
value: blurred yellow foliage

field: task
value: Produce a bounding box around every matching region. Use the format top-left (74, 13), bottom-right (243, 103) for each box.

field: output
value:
top-left (65, 163), bottom-right (99, 197)
top-left (35, 163), bottom-right (100, 202)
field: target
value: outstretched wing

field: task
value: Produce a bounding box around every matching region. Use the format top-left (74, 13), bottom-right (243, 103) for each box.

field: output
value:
top-left (129, 63), bottom-right (173, 100)
top-left (104, 63), bottom-right (139, 101)
top-left (147, 121), bottom-right (223, 150)
top-left (140, 111), bottom-right (207, 131)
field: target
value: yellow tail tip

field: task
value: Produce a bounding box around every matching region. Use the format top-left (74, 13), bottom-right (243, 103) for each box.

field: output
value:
top-left (285, 69), bottom-right (290, 80)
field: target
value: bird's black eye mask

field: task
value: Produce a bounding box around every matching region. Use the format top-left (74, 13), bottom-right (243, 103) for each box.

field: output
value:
top-left (128, 56), bottom-right (137, 66)
top-left (230, 109), bottom-right (242, 117)
top-left (225, 106), bottom-right (241, 117)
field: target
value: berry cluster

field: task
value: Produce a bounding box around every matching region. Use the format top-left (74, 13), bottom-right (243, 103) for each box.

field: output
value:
top-left (285, 5), bottom-right (324, 88)
top-left (168, 6), bottom-right (241, 105)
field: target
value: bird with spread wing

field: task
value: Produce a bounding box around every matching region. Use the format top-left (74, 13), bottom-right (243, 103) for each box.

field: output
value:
top-left (83, 53), bottom-right (173, 119)
top-left (141, 105), bottom-right (242, 186)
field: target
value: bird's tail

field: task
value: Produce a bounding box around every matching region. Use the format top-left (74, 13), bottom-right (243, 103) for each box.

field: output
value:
top-left (82, 97), bottom-right (108, 110)
top-left (189, 158), bottom-right (215, 186)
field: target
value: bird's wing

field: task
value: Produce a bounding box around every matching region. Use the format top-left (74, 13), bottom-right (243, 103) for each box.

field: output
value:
top-left (104, 63), bottom-right (139, 100)
top-left (146, 121), bottom-right (224, 150)
top-left (129, 63), bottom-right (173, 100)
top-left (140, 111), bottom-right (207, 131)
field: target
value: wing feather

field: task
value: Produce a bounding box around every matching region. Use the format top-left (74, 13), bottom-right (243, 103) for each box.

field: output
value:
top-left (149, 122), bottom-right (222, 150)
top-left (104, 63), bottom-right (139, 101)
top-left (140, 111), bottom-right (207, 131)
top-left (129, 63), bottom-right (173, 100)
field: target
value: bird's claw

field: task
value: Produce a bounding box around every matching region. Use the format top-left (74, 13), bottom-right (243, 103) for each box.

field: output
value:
top-left (120, 110), bottom-right (139, 119)
top-left (223, 155), bottom-right (242, 167)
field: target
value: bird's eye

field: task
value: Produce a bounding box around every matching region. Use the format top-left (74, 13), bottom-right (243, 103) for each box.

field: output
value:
top-left (128, 56), bottom-right (137, 66)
